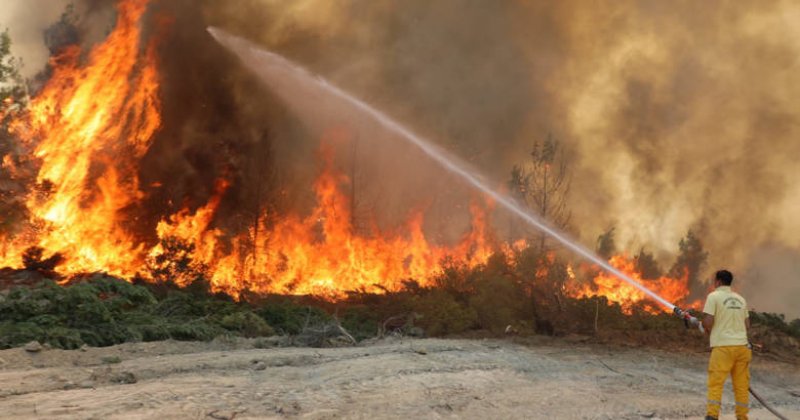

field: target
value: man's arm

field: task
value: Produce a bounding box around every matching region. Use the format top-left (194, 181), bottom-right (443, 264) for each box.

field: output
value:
top-left (702, 314), bottom-right (714, 335)
top-left (702, 294), bottom-right (715, 335)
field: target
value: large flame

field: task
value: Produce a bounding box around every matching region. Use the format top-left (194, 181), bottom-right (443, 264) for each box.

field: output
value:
top-left (2, 0), bottom-right (158, 276)
top-left (148, 145), bottom-right (501, 299)
top-left (0, 0), bottom-right (503, 297)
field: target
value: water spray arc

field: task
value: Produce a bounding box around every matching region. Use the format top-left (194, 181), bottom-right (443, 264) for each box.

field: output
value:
top-left (207, 27), bottom-right (702, 329)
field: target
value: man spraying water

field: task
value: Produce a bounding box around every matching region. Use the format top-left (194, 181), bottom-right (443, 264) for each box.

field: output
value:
top-left (702, 270), bottom-right (751, 420)
top-left (207, 27), bottom-right (789, 419)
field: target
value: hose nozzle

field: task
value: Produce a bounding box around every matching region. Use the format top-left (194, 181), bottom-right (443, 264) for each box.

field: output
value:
top-left (673, 307), bottom-right (704, 333)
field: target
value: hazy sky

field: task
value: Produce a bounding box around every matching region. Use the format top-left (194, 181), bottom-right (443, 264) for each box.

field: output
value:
top-left (0, 0), bottom-right (71, 77)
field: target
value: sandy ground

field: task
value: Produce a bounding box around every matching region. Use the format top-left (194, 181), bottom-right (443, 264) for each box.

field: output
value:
top-left (0, 337), bottom-right (798, 419)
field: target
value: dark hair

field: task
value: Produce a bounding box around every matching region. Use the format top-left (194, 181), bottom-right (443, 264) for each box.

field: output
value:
top-left (715, 269), bottom-right (733, 286)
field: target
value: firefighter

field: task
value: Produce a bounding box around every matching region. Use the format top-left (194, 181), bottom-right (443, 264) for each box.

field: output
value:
top-left (702, 269), bottom-right (751, 420)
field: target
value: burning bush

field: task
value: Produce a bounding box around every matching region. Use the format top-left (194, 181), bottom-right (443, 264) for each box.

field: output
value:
top-left (145, 237), bottom-right (209, 286)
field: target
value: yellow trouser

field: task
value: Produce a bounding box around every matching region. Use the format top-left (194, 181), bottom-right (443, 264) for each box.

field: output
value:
top-left (707, 345), bottom-right (752, 419)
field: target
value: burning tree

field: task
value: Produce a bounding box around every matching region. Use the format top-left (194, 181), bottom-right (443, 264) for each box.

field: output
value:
top-left (595, 227), bottom-right (616, 260)
top-left (508, 133), bottom-right (571, 253)
top-left (634, 248), bottom-right (663, 280)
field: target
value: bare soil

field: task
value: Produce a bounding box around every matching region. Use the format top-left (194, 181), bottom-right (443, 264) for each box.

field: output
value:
top-left (1, 337), bottom-right (798, 419)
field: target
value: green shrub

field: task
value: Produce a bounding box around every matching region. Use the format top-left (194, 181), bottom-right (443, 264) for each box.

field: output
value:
top-left (0, 281), bottom-right (60, 321)
top-left (0, 277), bottom-right (275, 349)
top-left (220, 311), bottom-right (274, 337)
top-left (165, 320), bottom-right (223, 341)
top-left (469, 273), bottom-right (528, 333)
top-left (750, 312), bottom-right (800, 338)
top-left (340, 305), bottom-right (380, 341)
top-left (412, 290), bottom-right (477, 336)
top-left (790, 319), bottom-right (800, 337)
top-left (0, 321), bottom-right (44, 348)
top-left (154, 290), bottom-right (237, 318)
top-left (256, 301), bottom-right (331, 335)
top-left (102, 356), bottom-right (122, 364)
top-left (42, 326), bottom-right (83, 349)
top-left (129, 322), bottom-right (171, 342)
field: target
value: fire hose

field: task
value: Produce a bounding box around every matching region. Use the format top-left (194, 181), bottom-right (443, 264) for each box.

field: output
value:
top-left (673, 307), bottom-right (789, 419)
top-left (749, 386), bottom-right (790, 420)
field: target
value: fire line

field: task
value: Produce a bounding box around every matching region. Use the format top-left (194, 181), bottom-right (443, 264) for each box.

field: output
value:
top-left (207, 27), bottom-right (703, 328)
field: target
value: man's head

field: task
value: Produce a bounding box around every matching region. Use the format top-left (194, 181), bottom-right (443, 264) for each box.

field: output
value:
top-left (714, 269), bottom-right (734, 287)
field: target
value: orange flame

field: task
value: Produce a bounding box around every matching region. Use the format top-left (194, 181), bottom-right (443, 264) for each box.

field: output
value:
top-left (566, 255), bottom-right (691, 314)
top-left (2, 0), bottom-right (158, 276)
top-left (0, 0), bottom-right (504, 297)
top-left (152, 146), bottom-right (500, 299)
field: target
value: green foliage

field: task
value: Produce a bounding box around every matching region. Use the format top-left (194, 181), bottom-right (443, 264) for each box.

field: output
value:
top-left (0, 29), bottom-right (28, 237)
top-left (340, 305), bottom-right (379, 341)
top-left (154, 289), bottom-right (236, 318)
top-left (1, 28), bottom-right (25, 121)
top-left (465, 253), bottom-right (530, 333)
top-left (0, 322), bottom-right (45, 349)
top-left (412, 290), bottom-right (477, 336)
top-left (790, 319), bottom-right (800, 337)
top-left (220, 311), bottom-right (274, 337)
top-left (0, 277), bottom-right (276, 349)
top-left (469, 273), bottom-right (527, 333)
top-left (1, 29), bottom-right (24, 99)
top-left (256, 300), bottom-right (331, 335)
top-left (164, 320), bottom-right (223, 341)
top-left (102, 355), bottom-right (122, 364)
top-left (750, 312), bottom-right (800, 338)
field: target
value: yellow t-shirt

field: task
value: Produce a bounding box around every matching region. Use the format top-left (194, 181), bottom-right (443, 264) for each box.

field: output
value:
top-left (703, 286), bottom-right (749, 347)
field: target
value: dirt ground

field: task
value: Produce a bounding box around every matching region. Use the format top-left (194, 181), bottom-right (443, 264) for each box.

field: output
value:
top-left (0, 337), bottom-right (798, 419)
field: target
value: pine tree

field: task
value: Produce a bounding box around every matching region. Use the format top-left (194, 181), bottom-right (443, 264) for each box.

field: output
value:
top-left (508, 133), bottom-right (571, 253)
